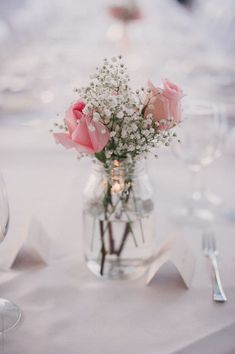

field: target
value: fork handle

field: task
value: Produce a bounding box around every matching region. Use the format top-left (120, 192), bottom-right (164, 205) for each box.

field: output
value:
top-left (210, 255), bottom-right (227, 302)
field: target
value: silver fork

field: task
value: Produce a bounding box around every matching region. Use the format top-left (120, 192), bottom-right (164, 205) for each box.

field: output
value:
top-left (202, 232), bottom-right (227, 303)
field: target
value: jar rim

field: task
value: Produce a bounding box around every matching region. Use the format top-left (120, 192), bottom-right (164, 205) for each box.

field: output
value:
top-left (91, 157), bottom-right (146, 175)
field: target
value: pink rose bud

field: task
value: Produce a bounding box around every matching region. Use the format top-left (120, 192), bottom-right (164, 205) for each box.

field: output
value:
top-left (144, 79), bottom-right (183, 131)
top-left (54, 101), bottom-right (110, 153)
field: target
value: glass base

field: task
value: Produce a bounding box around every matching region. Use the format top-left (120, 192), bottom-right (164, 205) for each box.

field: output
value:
top-left (0, 299), bottom-right (21, 333)
top-left (86, 258), bottom-right (148, 280)
top-left (172, 205), bottom-right (214, 227)
top-left (205, 191), bottom-right (222, 206)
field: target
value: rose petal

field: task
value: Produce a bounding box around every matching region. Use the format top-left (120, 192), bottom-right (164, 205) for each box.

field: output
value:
top-left (65, 108), bottom-right (79, 135)
top-left (88, 121), bottom-right (110, 152)
top-left (73, 101), bottom-right (85, 113)
top-left (71, 120), bottom-right (93, 147)
top-left (55, 105), bottom-right (110, 154)
top-left (54, 133), bottom-right (78, 149)
top-left (147, 80), bottom-right (161, 95)
top-left (64, 101), bottom-right (85, 135)
top-left (144, 79), bottom-right (183, 130)
top-left (162, 79), bottom-right (183, 100)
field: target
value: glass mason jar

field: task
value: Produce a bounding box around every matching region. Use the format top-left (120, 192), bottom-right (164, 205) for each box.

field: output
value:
top-left (83, 159), bottom-right (154, 280)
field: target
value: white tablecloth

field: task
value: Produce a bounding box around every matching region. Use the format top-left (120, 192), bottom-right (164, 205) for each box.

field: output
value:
top-left (0, 0), bottom-right (235, 352)
top-left (0, 113), bottom-right (235, 354)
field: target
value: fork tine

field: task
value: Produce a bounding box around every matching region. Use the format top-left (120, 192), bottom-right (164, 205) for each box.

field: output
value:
top-left (211, 235), bottom-right (217, 252)
top-left (202, 232), bottom-right (226, 302)
top-left (207, 233), bottom-right (211, 250)
top-left (210, 234), bottom-right (215, 251)
top-left (202, 233), bottom-right (209, 254)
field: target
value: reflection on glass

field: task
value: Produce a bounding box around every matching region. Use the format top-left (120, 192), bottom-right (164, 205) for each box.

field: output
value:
top-left (0, 172), bottom-right (21, 333)
top-left (173, 100), bottom-right (227, 224)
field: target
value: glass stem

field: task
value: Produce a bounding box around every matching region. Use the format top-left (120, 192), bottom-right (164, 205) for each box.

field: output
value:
top-left (189, 167), bottom-right (206, 207)
top-left (120, 22), bottom-right (129, 51)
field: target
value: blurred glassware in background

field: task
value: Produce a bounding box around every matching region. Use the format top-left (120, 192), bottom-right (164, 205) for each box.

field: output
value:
top-left (190, 0), bottom-right (235, 126)
top-left (172, 100), bottom-right (228, 225)
top-left (0, 174), bottom-right (9, 240)
top-left (194, 0), bottom-right (235, 55)
top-left (0, 0), bottom-right (56, 112)
top-left (0, 172), bottom-right (21, 333)
top-left (176, 0), bottom-right (194, 8)
top-left (0, 0), bottom-right (235, 118)
top-left (106, 0), bottom-right (143, 52)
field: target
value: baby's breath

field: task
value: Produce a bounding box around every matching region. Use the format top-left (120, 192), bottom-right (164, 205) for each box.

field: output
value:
top-left (56, 56), bottom-right (178, 163)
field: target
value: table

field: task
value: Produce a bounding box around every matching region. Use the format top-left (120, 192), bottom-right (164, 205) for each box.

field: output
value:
top-left (0, 0), bottom-right (235, 352)
top-left (0, 111), bottom-right (235, 354)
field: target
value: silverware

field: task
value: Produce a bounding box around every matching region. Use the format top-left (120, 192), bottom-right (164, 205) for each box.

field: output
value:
top-left (202, 232), bottom-right (227, 303)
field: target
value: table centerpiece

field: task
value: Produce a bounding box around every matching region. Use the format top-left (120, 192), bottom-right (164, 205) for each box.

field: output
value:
top-left (53, 56), bottom-right (183, 279)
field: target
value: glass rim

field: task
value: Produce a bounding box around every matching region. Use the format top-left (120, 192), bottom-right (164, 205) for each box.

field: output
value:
top-left (91, 157), bottom-right (146, 175)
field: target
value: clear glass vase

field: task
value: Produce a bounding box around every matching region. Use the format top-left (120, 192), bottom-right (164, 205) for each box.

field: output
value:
top-left (83, 159), bottom-right (154, 280)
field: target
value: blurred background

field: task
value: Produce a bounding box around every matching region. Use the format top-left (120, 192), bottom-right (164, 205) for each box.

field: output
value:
top-left (0, 0), bottom-right (234, 122)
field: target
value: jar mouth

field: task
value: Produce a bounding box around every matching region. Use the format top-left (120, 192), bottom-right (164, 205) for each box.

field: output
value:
top-left (91, 158), bottom-right (145, 176)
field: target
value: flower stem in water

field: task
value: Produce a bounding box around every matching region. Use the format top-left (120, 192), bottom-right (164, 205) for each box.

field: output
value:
top-left (117, 222), bottom-right (130, 256)
top-left (99, 220), bottom-right (106, 275)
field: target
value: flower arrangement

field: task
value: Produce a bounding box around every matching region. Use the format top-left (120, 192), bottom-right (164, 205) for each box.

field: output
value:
top-left (54, 56), bottom-right (183, 163)
top-left (53, 56), bottom-right (183, 278)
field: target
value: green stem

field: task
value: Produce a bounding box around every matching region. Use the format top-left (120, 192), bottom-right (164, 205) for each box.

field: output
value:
top-left (124, 211), bottom-right (138, 247)
top-left (130, 186), bottom-right (145, 243)
top-left (108, 221), bottom-right (115, 254)
top-left (99, 220), bottom-right (106, 276)
top-left (100, 198), bottom-right (122, 241)
top-left (117, 222), bottom-right (130, 256)
top-left (103, 183), bottom-right (115, 255)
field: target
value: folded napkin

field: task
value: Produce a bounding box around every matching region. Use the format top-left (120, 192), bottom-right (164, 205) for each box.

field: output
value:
top-left (146, 234), bottom-right (196, 288)
top-left (0, 216), bottom-right (51, 270)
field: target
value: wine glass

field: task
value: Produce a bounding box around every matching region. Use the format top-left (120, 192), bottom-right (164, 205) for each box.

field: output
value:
top-left (172, 100), bottom-right (226, 224)
top-left (203, 103), bottom-right (228, 206)
top-left (0, 172), bottom-right (21, 333)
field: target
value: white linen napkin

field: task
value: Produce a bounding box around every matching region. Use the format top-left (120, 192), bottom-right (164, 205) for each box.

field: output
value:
top-left (0, 216), bottom-right (51, 270)
top-left (146, 234), bottom-right (196, 288)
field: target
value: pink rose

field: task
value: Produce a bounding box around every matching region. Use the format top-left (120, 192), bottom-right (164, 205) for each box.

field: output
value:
top-left (144, 79), bottom-right (183, 130)
top-left (54, 101), bottom-right (110, 153)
